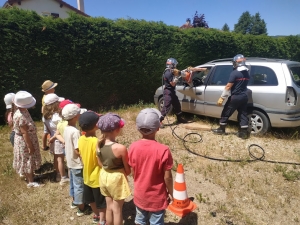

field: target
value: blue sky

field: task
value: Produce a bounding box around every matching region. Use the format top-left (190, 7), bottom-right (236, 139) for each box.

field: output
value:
top-left (1, 0), bottom-right (300, 36)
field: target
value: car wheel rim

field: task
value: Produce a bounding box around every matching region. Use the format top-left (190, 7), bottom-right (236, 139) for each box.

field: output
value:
top-left (250, 114), bottom-right (263, 133)
top-left (160, 100), bottom-right (164, 111)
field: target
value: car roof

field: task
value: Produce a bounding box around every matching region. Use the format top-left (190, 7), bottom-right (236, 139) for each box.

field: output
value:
top-left (204, 57), bottom-right (299, 65)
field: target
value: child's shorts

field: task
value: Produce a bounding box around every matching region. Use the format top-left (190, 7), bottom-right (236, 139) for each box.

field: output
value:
top-left (42, 117), bottom-right (48, 134)
top-left (49, 141), bottom-right (54, 154)
top-left (54, 140), bottom-right (64, 155)
top-left (83, 184), bottom-right (106, 209)
top-left (135, 206), bottom-right (165, 225)
top-left (99, 168), bottom-right (130, 200)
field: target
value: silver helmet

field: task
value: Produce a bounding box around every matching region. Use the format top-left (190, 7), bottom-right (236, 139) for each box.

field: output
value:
top-left (166, 58), bottom-right (178, 69)
top-left (232, 54), bottom-right (246, 68)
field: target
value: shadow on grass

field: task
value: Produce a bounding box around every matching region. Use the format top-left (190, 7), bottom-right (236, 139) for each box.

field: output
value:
top-left (34, 161), bottom-right (56, 183)
top-left (165, 212), bottom-right (198, 225)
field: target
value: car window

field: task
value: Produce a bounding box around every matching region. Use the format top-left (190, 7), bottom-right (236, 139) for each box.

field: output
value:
top-left (208, 65), bottom-right (232, 85)
top-left (289, 65), bottom-right (300, 87)
top-left (248, 66), bottom-right (278, 86)
top-left (192, 67), bottom-right (212, 86)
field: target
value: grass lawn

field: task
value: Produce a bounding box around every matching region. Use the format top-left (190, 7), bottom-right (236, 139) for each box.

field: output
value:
top-left (1, 103), bottom-right (300, 225)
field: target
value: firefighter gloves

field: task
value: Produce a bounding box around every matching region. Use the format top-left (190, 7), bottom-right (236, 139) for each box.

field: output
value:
top-left (217, 97), bottom-right (224, 106)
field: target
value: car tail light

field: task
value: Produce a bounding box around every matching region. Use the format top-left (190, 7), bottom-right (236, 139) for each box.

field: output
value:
top-left (286, 87), bottom-right (297, 106)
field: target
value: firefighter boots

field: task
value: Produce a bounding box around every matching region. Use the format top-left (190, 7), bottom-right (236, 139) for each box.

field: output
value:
top-left (236, 128), bottom-right (249, 139)
top-left (212, 125), bottom-right (226, 135)
top-left (176, 114), bottom-right (189, 124)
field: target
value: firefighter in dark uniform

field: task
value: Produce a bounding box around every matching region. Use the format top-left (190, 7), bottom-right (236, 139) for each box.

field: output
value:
top-left (212, 54), bottom-right (250, 139)
top-left (160, 58), bottom-right (188, 124)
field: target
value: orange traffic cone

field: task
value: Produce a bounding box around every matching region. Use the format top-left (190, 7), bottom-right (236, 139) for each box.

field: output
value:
top-left (168, 164), bottom-right (197, 217)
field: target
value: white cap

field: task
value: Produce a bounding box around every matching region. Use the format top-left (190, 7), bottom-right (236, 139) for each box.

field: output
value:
top-left (62, 103), bottom-right (81, 120)
top-left (44, 93), bottom-right (65, 105)
top-left (136, 108), bottom-right (161, 135)
top-left (4, 93), bottom-right (15, 109)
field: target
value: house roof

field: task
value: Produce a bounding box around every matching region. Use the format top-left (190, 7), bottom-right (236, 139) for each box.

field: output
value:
top-left (3, 0), bottom-right (89, 17)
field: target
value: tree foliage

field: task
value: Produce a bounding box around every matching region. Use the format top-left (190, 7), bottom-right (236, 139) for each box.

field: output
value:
top-left (0, 8), bottom-right (299, 123)
top-left (191, 11), bottom-right (209, 28)
top-left (251, 13), bottom-right (267, 35)
top-left (234, 11), bottom-right (267, 35)
top-left (222, 23), bottom-right (230, 32)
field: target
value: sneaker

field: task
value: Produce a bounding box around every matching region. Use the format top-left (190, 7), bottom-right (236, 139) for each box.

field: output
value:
top-left (70, 202), bottom-right (78, 209)
top-left (59, 177), bottom-right (70, 185)
top-left (27, 182), bottom-right (44, 188)
top-left (93, 214), bottom-right (100, 224)
top-left (98, 221), bottom-right (106, 225)
top-left (77, 205), bottom-right (92, 217)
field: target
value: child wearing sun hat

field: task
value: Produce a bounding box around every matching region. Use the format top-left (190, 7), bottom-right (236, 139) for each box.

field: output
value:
top-left (13, 91), bottom-right (43, 188)
top-left (42, 93), bottom-right (70, 185)
top-left (4, 93), bottom-right (16, 146)
top-left (41, 80), bottom-right (58, 151)
top-left (96, 112), bottom-right (131, 225)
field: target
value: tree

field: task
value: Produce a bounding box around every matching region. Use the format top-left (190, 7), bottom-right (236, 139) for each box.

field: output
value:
top-left (222, 23), bottom-right (230, 32)
top-left (191, 11), bottom-right (209, 28)
top-left (250, 13), bottom-right (267, 35)
top-left (234, 11), bottom-right (267, 35)
top-left (234, 11), bottom-right (252, 34)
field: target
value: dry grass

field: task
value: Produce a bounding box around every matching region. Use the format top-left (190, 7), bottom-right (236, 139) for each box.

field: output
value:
top-left (1, 103), bottom-right (300, 225)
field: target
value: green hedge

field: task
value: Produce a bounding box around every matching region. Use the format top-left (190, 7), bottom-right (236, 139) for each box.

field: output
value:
top-left (1, 8), bottom-right (300, 123)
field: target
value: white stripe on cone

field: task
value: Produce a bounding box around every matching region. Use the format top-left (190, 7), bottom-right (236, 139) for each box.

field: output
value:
top-left (173, 189), bottom-right (188, 201)
top-left (175, 173), bottom-right (185, 183)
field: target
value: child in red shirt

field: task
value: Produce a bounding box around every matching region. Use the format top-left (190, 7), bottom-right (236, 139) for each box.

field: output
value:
top-left (128, 108), bottom-right (173, 225)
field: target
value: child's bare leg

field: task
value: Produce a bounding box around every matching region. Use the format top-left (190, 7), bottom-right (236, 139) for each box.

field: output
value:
top-left (89, 202), bottom-right (99, 216)
top-left (56, 154), bottom-right (66, 177)
top-left (42, 133), bottom-right (48, 149)
top-left (99, 207), bottom-right (106, 224)
top-left (77, 203), bottom-right (85, 211)
top-left (26, 169), bottom-right (34, 183)
top-left (54, 154), bottom-right (58, 174)
top-left (105, 197), bottom-right (114, 225)
top-left (112, 199), bottom-right (124, 225)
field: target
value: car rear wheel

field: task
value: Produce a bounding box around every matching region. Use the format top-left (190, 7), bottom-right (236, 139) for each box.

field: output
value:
top-left (158, 97), bottom-right (173, 115)
top-left (249, 110), bottom-right (270, 135)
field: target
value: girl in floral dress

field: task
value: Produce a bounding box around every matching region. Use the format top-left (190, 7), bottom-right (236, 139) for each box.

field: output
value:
top-left (13, 91), bottom-right (43, 188)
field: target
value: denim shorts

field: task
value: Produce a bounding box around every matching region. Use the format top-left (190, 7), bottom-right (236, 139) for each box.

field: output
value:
top-left (69, 168), bottom-right (84, 205)
top-left (135, 206), bottom-right (165, 225)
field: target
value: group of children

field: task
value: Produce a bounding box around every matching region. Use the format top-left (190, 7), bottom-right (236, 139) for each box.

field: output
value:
top-left (4, 79), bottom-right (175, 225)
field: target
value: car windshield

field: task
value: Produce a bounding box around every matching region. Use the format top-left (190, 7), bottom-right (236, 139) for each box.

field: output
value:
top-left (289, 65), bottom-right (300, 87)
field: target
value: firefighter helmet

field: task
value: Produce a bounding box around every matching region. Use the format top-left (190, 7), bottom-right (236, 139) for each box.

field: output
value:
top-left (166, 58), bottom-right (178, 69)
top-left (232, 54), bottom-right (246, 68)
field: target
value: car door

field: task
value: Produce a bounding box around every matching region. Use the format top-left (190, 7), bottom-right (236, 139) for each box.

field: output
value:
top-left (175, 67), bottom-right (212, 115)
top-left (204, 65), bottom-right (233, 118)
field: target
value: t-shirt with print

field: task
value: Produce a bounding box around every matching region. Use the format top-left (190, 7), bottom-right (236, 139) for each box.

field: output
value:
top-left (228, 70), bottom-right (250, 95)
top-left (63, 125), bottom-right (83, 169)
top-left (78, 135), bottom-right (100, 188)
top-left (43, 113), bottom-right (61, 138)
top-left (128, 139), bottom-right (173, 211)
top-left (57, 120), bottom-right (68, 136)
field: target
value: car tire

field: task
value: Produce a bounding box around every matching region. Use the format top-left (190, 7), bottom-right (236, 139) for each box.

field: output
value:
top-left (158, 97), bottom-right (173, 115)
top-left (249, 110), bottom-right (270, 135)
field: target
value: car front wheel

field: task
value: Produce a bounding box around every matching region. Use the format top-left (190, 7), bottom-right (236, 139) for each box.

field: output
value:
top-left (158, 97), bottom-right (173, 115)
top-left (249, 110), bottom-right (270, 135)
